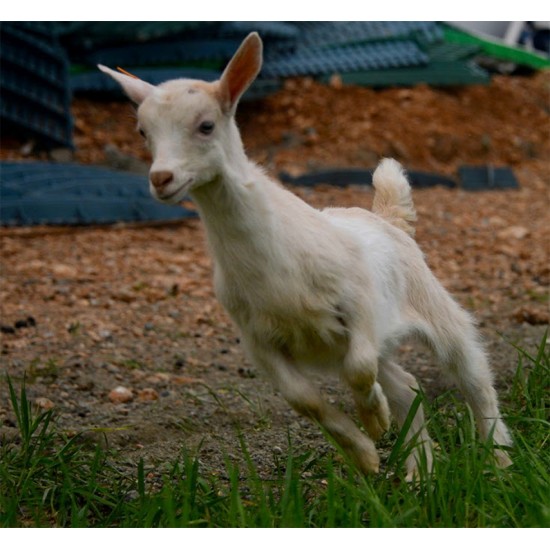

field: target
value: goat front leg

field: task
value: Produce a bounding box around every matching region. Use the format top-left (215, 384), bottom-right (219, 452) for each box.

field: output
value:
top-left (247, 341), bottom-right (381, 474)
top-left (341, 316), bottom-right (390, 441)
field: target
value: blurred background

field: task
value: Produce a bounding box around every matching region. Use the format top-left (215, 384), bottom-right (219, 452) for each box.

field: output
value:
top-left (1, 20), bottom-right (549, 226)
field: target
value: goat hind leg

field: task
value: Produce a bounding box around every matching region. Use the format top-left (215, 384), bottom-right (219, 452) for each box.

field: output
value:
top-left (447, 340), bottom-right (512, 467)
top-left (423, 306), bottom-right (512, 467)
top-left (377, 358), bottom-right (434, 480)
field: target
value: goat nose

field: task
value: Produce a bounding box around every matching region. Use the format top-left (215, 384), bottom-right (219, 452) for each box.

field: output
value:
top-left (150, 170), bottom-right (174, 190)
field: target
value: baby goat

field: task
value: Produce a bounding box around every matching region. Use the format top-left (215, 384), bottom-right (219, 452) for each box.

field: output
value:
top-left (99, 32), bottom-right (512, 479)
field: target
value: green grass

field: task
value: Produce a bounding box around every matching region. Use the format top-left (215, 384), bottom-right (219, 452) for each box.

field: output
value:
top-left (1, 335), bottom-right (549, 527)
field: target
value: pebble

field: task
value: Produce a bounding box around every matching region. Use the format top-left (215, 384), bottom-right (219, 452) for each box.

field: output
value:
top-left (172, 375), bottom-right (201, 385)
top-left (498, 225), bottom-right (529, 240)
top-left (35, 397), bottom-right (55, 410)
top-left (52, 264), bottom-right (78, 278)
top-left (15, 317), bottom-right (36, 329)
top-left (108, 386), bottom-right (133, 403)
top-left (174, 357), bottom-right (186, 369)
top-left (137, 388), bottom-right (159, 402)
top-left (144, 373), bottom-right (171, 385)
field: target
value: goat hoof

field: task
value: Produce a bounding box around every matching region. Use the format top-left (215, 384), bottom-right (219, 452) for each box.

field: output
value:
top-left (355, 449), bottom-right (380, 475)
top-left (495, 449), bottom-right (513, 469)
top-left (359, 399), bottom-right (391, 441)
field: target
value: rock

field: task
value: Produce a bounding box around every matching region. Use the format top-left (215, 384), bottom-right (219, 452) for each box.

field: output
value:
top-left (103, 143), bottom-right (149, 174)
top-left (498, 225), bottom-right (529, 240)
top-left (108, 386), bottom-right (133, 403)
top-left (428, 132), bottom-right (458, 163)
top-left (328, 73), bottom-right (343, 89)
top-left (52, 264), bottom-right (78, 278)
top-left (172, 376), bottom-right (201, 385)
top-left (173, 357), bottom-right (186, 369)
top-left (35, 397), bottom-right (55, 410)
top-left (14, 317), bottom-right (36, 329)
top-left (144, 373), bottom-right (171, 385)
top-left (137, 388), bottom-right (159, 402)
top-left (49, 148), bottom-right (74, 163)
top-left (513, 306), bottom-right (550, 325)
top-left (111, 289), bottom-right (136, 303)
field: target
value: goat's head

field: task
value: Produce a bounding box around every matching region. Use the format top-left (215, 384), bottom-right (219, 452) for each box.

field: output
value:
top-left (99, 32), bottom-right (263, 204)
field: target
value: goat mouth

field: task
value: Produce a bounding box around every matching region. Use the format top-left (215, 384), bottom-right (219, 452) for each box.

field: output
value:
top-left (158, 179), bottom-right (193, 202)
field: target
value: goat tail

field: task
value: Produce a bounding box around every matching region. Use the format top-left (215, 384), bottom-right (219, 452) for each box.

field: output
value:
top-left (372, 158), bottom-right (417, 237)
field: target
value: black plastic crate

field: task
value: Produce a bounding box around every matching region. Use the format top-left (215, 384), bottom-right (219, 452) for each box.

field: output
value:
top-left (0, 22), bottom-right (73, 149)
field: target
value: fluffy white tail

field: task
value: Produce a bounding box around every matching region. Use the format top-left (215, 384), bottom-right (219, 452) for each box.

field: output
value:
top-left (372, 158), bottom-right (417, 236)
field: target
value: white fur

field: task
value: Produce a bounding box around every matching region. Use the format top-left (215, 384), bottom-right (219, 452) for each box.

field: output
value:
top-left (100, 33), bottom-right (512, 478)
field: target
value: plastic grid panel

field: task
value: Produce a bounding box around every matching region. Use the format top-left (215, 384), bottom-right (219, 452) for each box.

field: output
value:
top-left (0, 23), bottom-right (73, 148)
top-left (0, 162), bottom-right (197, 227)
top-left (262, 40), bottom-right (428, 78)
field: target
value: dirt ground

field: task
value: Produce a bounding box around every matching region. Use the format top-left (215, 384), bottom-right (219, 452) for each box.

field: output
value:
top-left (1, 71), bottom-right (549, 479)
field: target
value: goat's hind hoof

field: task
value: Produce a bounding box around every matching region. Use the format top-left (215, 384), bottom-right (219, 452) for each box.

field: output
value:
top-left (494, 448), bottom-right (513, 469)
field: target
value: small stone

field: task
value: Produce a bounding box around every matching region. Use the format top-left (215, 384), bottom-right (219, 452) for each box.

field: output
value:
top-left (145, 373), bottom-right (171, 385)
top-left (35, 397), bottom-right (55, 410)
top-left (0, 325), bottom-right (15, 334)
top-left (20, 139), bottom-right (36, 156)
top-left (49, 148), bottom-right (74, 163)
top-left (498, 225), bottom-right (529, 240)
top-left (112, 289), bottom-right (136, 303)
top-left (108, 386), bottom-right (133, 403)
top-left (52, 264), bottom-right (78, 278)
top-left (125, 490), bottom-right (140, 502)
top-left (513, 306), bottom-right (549, 325)
top-left (172, 375), bottom-right (201, 385)
top-left (328, 73), bottom-right (343, 89)
top-left (137, 388), bottom-right (159, 402)
top-left (174, 357), bottom-right (186, 369)
top-left (238, 367), bottom-right (256, 379)
top-left (14, 319), bottom-right (31, 329)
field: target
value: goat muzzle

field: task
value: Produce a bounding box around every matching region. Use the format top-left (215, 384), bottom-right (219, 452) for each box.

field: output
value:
top-left (150, 170), bottom-right (174, 191)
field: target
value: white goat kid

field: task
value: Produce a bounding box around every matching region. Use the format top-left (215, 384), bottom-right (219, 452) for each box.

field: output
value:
top-left (99, 32), bottom-right (512, 479)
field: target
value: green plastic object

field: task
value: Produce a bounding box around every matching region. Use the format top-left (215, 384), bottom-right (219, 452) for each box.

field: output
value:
top-left (335, 60), bottom-right (490, 88)
top-left (443, 24), bottom-right (550, 70)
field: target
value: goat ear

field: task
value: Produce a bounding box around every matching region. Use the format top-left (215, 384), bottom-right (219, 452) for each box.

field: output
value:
top-left (98, 65), bottom-right (155, 105)
top-left (219, 32), bottom-right (263, 114)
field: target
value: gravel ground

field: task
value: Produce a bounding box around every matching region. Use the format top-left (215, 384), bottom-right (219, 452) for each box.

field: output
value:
top-left (1, 71), bottom-right (549, 478)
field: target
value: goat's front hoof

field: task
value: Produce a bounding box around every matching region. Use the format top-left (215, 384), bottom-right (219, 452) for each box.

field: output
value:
top-left (358, 391), bottom-right (391, 441)
top-left (354, 447), bottom-right (380, 475)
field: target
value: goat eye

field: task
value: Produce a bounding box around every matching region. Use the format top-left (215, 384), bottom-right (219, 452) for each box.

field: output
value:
top-left (138, 128), bottom-right (147, 139)
top-left (198, 121), bottom-right (215, 135)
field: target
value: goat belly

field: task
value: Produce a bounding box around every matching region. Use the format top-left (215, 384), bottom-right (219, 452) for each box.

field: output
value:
top-left (249, 309), bottom-right (350, 372)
